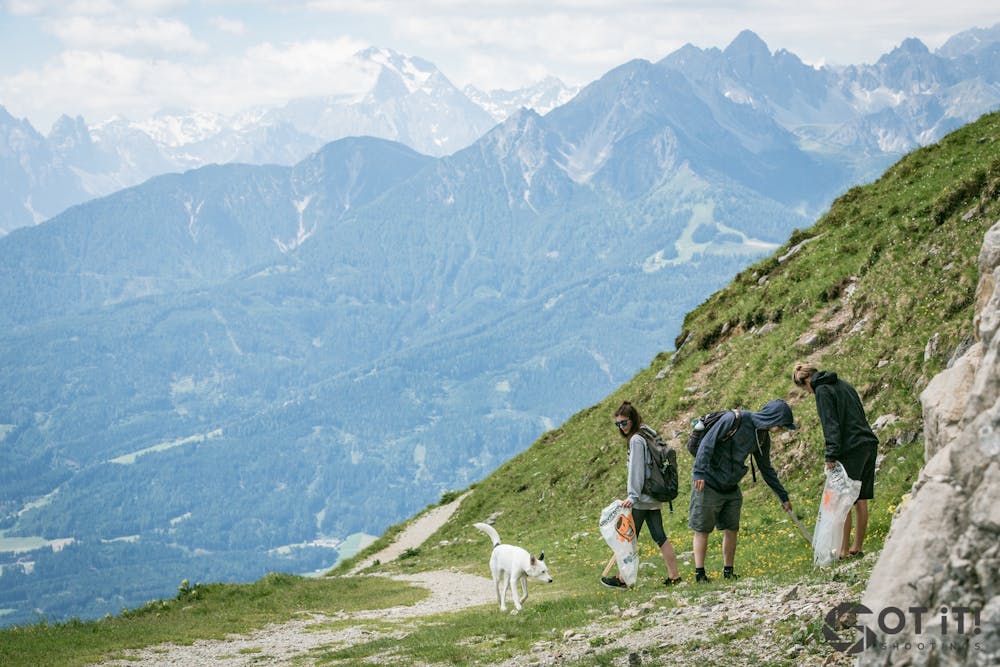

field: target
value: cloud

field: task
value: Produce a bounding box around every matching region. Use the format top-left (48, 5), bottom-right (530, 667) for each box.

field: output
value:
top-left (295, 0), bottom-right (999, 83)
top-left (44, 15), bottom-right (207, 53)
top-left (0, 37), bottom-right (374, 126)
top-left (6, 0), bottom-right (188, 17)
top-left (209, 15), bottom-right (245, 35)
top-left (3, 0), bottom-right (998, 130)
top-left (390, 10), bottom-right (677, 88)
top-left (234, 39), bottom-right (375, 104)
top-left (5, 0), bottom-right (48, 14)
top-left (2, 50), bottom-right (155, 126)
top-left (292, 2), bottom-right (744, 87)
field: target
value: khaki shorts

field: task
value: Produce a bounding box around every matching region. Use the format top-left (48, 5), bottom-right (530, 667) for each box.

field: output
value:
top-left (688, 482), bottom-right (743, 533)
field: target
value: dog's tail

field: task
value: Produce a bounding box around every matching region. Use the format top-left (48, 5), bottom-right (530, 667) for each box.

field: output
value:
top-left (473, 522), bottom-right (501, 548)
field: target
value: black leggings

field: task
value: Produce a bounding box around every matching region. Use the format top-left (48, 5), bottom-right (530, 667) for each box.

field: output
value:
top-left (632, 508), bottom-right (667, 547)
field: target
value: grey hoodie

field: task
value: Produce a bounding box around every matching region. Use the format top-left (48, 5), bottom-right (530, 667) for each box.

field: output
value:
top-left (626, 425), bottom-right (664, 509)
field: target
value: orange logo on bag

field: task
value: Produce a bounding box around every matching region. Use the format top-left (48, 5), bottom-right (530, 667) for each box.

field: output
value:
top-left (615, 513), bottom-right (636, 543)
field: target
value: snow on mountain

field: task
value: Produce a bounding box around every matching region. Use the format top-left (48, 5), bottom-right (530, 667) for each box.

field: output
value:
top-left (266, 47), bottom-right (496, 158)
top-left (658, 26), bottom-right (1000, 161)
top-left (88, 47), bottom-right (500, 162)
top-left (360, 46), bottom-right (436, 95)
top-left (133, 109), bottom-right (229, 148)
top-left (463, 76), bottom-right (580, 122)
top-left (2, 25), bottom-right (1000, 237)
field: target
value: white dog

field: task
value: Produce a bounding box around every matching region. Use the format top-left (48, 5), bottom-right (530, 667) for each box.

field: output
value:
top-left (474, 522), bottom-right (553, 614)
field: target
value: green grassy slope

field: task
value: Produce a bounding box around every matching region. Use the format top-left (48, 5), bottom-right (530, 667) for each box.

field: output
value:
top-left (395, 110), bottom-right (999, 582)
top-left (3, 111), bottom-right (999, 667)
top-left (326, 111), bottom-right (1000, 664)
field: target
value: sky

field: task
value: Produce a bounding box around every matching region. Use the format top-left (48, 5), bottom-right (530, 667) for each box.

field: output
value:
top-left (1, 0), bottom-right (997, 133)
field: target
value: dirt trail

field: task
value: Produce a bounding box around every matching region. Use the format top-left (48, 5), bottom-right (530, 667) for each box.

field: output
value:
top-left (95, 493), bottom-right (496, 666)
top-left (348, 492), bottom-right (471, 574)
top-left (95, 492), bottom-right (858, 666)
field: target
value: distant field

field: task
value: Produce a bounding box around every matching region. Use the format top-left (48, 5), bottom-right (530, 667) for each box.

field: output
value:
top-left (0, 535), bottom-right (71, 554)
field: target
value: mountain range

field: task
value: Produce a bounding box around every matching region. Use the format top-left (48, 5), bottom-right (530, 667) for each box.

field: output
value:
top-left (0, 24), bottom-right (998, 627)
top-left (0, 47), bottom-right (576, 236)
top-left (3, 25), bottom-right (1000, 236)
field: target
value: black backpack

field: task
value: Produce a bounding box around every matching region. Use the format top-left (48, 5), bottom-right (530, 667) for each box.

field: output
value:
top-left (686, 409), bottom-right (742, 458)
top-left (637, 426), bottom-right (679, 511)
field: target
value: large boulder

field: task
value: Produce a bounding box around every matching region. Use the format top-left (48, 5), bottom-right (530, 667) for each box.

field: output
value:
top-left (920, 342), bottom-right (982, 459)
top-left (858, 221), bottom-right (1000, 666)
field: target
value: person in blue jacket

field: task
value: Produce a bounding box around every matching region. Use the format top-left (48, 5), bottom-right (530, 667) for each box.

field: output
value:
top-left (689, 399), bottom-right (795, 582)
top-left (793, 363), bottom-right (879, 558)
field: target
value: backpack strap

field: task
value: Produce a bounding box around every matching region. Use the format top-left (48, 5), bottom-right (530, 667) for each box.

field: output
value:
top-left (750, 427), bottom-right (768, 484)
top-left (728, 409), bottom-right (742, 438)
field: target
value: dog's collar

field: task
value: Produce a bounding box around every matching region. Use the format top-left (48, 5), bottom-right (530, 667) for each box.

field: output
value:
top-left (493, 543), bottom-right (501, 550)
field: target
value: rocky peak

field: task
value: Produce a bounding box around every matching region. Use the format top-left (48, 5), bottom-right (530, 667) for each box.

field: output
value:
top-left (724, 29), bottom-right (772, 61)
top-left (873, 37), bottom-right (954, 94)
top-left (369, 65), bottom-right (411, 101)
top-left (937, 23), bottom-right (1000, 59)
top-left (48, 115), bottom-right (93, 158)
top-left (896, 37), bottom-right (932, 57)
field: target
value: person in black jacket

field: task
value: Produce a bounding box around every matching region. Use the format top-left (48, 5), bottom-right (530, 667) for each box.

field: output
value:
top-left (689, 399), bottom-right (795, 582)
top-left (793, 363), bottom-right (879, 558)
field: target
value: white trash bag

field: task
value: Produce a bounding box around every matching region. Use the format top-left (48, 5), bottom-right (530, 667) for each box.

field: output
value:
top-left (599, 500), bottom-right (639, 586)
top-left (812, 462), bottom-right (862, 567)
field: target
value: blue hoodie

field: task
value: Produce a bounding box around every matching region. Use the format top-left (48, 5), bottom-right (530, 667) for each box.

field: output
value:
top-left (692, 399), bottom-right (793, 502)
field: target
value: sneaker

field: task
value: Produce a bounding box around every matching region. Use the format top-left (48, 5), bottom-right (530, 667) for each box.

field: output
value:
top-left (724, 570), bottom-right (739, 580)
top-left (695, 572), bottom-right (711, 583)
top-left (664, 577), bottom-right (683, 586)
top-left (601, 576), bottom-right (627, 589)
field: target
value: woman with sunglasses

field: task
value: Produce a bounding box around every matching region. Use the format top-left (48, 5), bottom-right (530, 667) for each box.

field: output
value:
top-left (601, 400), bottom-right (682, 589)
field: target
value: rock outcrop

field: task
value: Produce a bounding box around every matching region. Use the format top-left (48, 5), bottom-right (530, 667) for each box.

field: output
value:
top-left (858, 221), bottom-right (1000, 666)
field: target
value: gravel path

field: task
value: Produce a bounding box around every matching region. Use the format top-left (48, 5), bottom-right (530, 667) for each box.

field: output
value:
top-left (95, 569), bottom-right (495, 667)
top-left (94, 493), bottom-right (860, 666)
top-left (95, 494), bottom-right (496, 667)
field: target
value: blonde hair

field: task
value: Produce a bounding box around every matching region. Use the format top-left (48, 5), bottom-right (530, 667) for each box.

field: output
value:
top-left (792, 362), bottom-right (817, 387)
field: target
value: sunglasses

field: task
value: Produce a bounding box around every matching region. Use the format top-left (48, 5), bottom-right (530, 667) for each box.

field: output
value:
top-left (614, 419), bottom-right (629, 428)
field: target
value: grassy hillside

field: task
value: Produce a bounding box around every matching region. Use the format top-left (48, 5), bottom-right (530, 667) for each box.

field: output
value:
top-left (400, 108), bottom-right (997, 577)
top-left (3, 111), bottom-right (999, 667)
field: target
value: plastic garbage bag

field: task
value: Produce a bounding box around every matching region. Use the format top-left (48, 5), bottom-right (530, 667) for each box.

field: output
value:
top-left (812, 462), bottom-right (862, 567)
top-left (599, 500), bottom-right (639, 586)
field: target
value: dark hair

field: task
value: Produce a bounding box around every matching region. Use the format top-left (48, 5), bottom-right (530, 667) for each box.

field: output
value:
top-left (613, 401), bottom-right (642, 438)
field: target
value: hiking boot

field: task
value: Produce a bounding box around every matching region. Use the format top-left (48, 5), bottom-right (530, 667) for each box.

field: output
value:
top-left (601, 576), bottom-right (628, 589)
top-left (695, 572), bottom-right (711, 583)
top-left (664, 576), bottom-right (683, 586)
